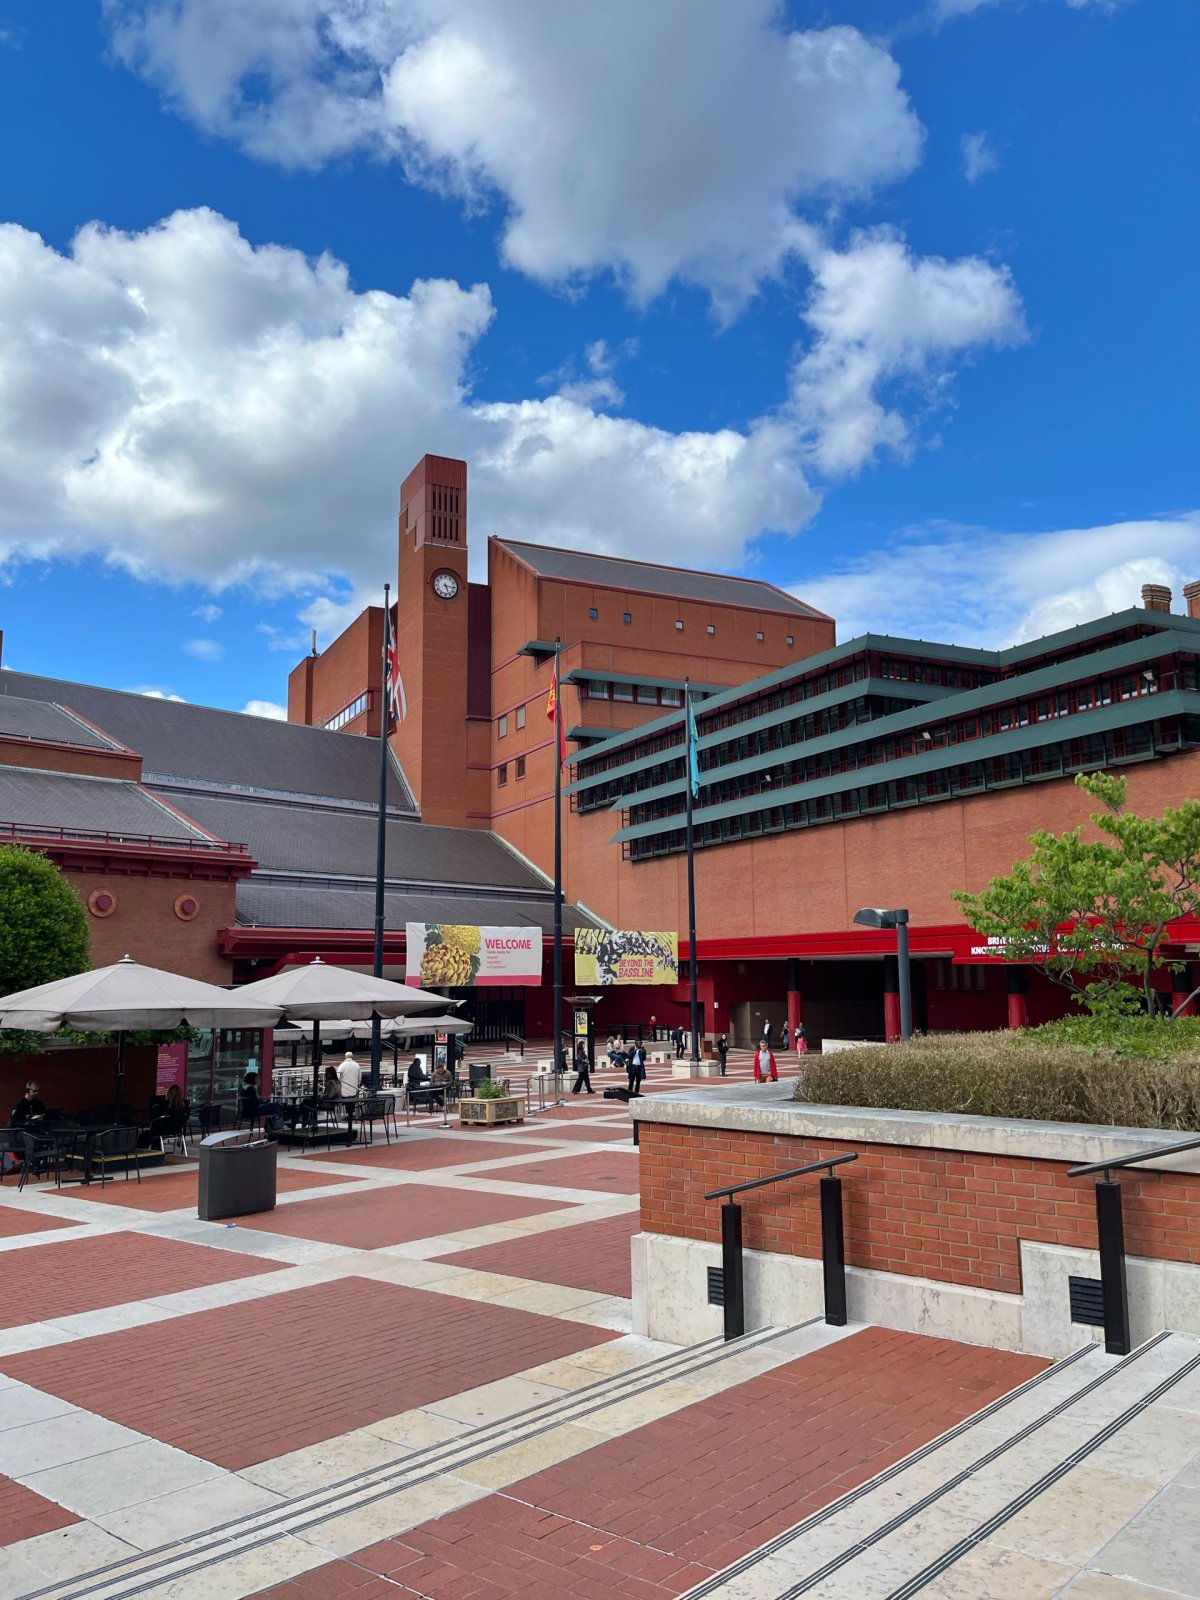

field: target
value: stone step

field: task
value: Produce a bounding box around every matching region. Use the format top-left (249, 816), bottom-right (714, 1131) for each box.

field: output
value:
top-left (681, 1331), bottom-right (1200, 1600)
top-left (34, 1320), bottom-right (820, 1600)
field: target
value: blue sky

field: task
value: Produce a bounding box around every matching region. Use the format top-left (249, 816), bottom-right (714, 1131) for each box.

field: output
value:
top-left (0, 0), bottom-right (1196, 717)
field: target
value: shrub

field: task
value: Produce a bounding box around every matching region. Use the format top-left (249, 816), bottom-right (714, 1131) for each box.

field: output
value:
top-left (793, 1027), bottom-right (1200, 1130)
top-left (475, 1077), bottom-right (508, 1100)
top-left (0, 845), bottom-right (91, 1057)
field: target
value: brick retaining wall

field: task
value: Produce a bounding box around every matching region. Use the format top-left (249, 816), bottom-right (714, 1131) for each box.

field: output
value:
top-left (639, 1121), bottom-right (1200, 1296)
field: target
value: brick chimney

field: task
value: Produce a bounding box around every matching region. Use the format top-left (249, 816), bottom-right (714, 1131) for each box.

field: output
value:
top-left (1141, 583), bottom-right (1173, 614)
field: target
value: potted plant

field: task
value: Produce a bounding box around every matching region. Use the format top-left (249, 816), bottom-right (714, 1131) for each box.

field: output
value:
top-left (459, 1076), bottom-right (526, 1128)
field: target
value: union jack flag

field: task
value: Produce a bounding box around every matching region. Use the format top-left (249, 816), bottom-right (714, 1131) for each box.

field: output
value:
top-left (385, 608), bottom-right (407, 725)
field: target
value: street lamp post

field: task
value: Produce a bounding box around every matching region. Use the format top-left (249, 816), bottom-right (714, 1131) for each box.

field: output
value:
top-left (853, 907), bottom-right (912, 1040)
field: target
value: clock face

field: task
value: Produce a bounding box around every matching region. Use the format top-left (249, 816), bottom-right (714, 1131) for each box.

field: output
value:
top-left (432, 570), bottom-right (460, 600)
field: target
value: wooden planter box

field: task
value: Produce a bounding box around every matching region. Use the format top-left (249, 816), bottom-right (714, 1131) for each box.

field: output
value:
top-left (459, 1096), bottom-right (526, 1128)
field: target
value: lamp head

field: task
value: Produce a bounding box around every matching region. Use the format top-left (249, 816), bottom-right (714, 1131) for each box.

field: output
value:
top-left (854, 907), bottom-right (910, 929)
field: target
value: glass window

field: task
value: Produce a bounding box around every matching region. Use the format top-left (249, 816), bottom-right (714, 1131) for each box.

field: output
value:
top-left (498, 714), bottom-right (508, 738)
top-left (706, 624), bottom-right (716, 635)
top-left (588, 607), bottom-right (598, 619)
top-left (613, 682), bottom-right (635, 702)
top-left (497, 764), bottom-right (508, 787)
top-left (675, 620), bottom-right (684, 631)
top-left (515, 756), bottom-right (526, 779)
top-left (786, 636), bottom-right (794, 646)
top-left (635, 684), bottom-right (658, 704)
top-left (660, 687), bottom-right (682, 707)
top-left (584, 680), bottom-right (609, 699)
top-left (515, 704), bottom-right (526, 729)
top-left (622, 612), bottom-right (632, 624)
top-left (756, 631), bottom-right (765, 642)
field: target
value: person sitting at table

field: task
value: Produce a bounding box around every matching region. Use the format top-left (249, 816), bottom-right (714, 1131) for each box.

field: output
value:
top-left (406, 1057), bottom-right (426, 1092)
top-left (10, 1081), bottom-right (46, 1128)
top-left (321, 1065), bottom-right (340, 1100)
top-left (150, 1084), bottom-right (189, 1144)
top-left (238, 1072), bottom-right (261, 1122)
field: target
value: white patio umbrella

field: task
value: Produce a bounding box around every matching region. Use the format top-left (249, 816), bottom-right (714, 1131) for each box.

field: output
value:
top-left (235, 958), bottom-right (446, 1097)
top-left (0, 956), bottom-right (283, 1122)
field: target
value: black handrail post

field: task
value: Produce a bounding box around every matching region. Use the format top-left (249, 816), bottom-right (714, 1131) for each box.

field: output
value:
top-left (820, 1174), bottom-right (848, 1326)
top-left (1096, 1177), bottom-right (1131, 1356)
top-left (721, 1200), bottom-right (745, 1342)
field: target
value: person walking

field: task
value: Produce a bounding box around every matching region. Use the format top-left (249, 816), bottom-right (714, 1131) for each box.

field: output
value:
top-left (763, 1018), bottom-right (773, 1047)
top-left (716, 1035), bottom-right (728, 1075)
top-left (571, 1040), bottom-right (594, 1095)
top-left (781, 1022), bottom-right (790, 1051)
top-left (795, 1020), bottom-right (809, 1054)
top-left (753, 1038), bottom-right (779, 1083)
top-left (672, 1026), bottom-right (683, 1058)
top-left (627, 1041), bottom-right (647, 1098)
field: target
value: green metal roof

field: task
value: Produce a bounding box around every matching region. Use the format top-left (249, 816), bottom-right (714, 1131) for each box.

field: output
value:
top-left (613, 688), bottom-right (1200, 844)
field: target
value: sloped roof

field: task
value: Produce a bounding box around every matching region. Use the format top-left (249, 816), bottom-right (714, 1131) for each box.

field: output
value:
top-left (0, 767), bottom-right (213, 841)
top-left (0, 695), bottom-right (120, 750)
top-left (494, 539), bottom-right (829, 619)
top-left (236, 881), bottom-right (590, 935)
top-left (172, 792), bottom-right (545, 888)
top-left (0, 670), bottom-right (414, 810)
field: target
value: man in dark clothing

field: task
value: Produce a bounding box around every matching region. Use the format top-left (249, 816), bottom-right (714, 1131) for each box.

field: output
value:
top-left (716, 1036), bottom-right (728, 1075)
top-left (626, 1043), bottom-right (647, 1097)
top-left (10, 1082), bottom-right (46, 1127)
top-left (571, 1041), bottom-right (594, 1095)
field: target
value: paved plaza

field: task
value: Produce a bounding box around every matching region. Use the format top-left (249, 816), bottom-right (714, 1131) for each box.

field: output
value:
top-left (1, 1054), bottom-right (1198, 1599)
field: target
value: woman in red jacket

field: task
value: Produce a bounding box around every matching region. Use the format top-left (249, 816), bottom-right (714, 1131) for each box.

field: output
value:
top-left (753, 1040), bottom-right (778, 1082)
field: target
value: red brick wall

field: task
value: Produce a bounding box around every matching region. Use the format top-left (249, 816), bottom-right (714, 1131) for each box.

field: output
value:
top-left (640, 1122), bottom-right (1200, 1295)
top-left (1, 1045), bottom-right (157, 1123)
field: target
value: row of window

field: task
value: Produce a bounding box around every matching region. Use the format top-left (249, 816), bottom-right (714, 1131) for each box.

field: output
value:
top-left (323, 690), bottom-right (373, 731)
top-left (582, 680), bottom-right (685, 707)
top-left (578, 605), bottom-right (795, 647)
top-left (496, 704), bottom-right (528, 738)
top-left (496, 756), bottom-right (527, 787)
top-left (625, 720), bottom-right (1183, 861)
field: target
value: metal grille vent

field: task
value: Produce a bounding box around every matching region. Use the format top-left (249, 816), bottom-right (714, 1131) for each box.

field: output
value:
top-left (707, 1267), bottom-right (725, 1306)
top-left (1069, 1274), bottom-right (1106, 1327)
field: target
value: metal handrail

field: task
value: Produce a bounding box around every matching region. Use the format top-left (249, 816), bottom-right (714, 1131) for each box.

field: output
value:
top-left (1067, 1133), bottom-right (1200, 1180)
top-left (0, 821), bottom-right (248, 853)
top-left (705, 1151), bottom-right (857, 1201)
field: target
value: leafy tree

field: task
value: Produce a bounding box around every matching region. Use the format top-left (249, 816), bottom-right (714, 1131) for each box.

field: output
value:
top-left (0, 846), bottom-right (91, 1056)
top-left (954, 773), bottom-right (1200, 1016)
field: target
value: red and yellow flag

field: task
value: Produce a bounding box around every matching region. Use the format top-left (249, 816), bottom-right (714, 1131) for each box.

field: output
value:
top-left (546, 651), bottom-right (567, 768)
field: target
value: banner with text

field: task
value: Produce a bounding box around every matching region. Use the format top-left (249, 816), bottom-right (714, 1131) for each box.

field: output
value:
top-left (574, 929), bottom-right (679, 986)
top-left (405, 923), bottom-right (542, 988)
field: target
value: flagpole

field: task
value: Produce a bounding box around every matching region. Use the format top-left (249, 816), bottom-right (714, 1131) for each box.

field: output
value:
top-left (369, 581), bottom-right (390, 1093)
top-left (685, 676), bottom-right (700, 1065)
top-left (553, 640), bottom-right (566, 1088)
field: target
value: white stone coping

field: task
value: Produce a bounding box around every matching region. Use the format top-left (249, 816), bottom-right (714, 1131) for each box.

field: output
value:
top-left (631, 1082), bottom-right (1200, 1173)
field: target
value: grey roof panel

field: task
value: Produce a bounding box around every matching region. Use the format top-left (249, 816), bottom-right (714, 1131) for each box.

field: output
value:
top-left (496, 539), bottom-right (829, 619)
top-left (236, 880), bottom-right (593, 935)
top-left (165, 792), bottom-right (548, 888)
top-left (0, 767), bottom-right (213, 841)
top-left (0, 671), bottom-right (415, 810)
top-left (0, 696), bottom-right (120, 750)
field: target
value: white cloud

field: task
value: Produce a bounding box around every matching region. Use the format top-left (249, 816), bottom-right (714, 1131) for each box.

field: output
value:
top-left (132, 686), bottom-right (186, 701)
top-left (793, 516), bottom-right (1200, 647)
top-left (183, 637), bottom-right (223, 660)
top-left (541, 338), bottom-right (636, 411)
top-left (242, 698), bottom-right (287, 720)
top-left (0, 208), bottom-right (819, 607)
top-left (789, 230), bottom-right (1025, 477)
top-left (104, 1), bottom-right (923, 302)
top-left (192, 602), bottom-right (221, 623)
top-left (961, 131), bottom-right (998, 183)
top-left (936, 0), bottom-right (1118, 17)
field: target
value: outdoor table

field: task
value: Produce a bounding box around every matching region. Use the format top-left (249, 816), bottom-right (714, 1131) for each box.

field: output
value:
top-left (45, 1126), bottom-right (95, 1185)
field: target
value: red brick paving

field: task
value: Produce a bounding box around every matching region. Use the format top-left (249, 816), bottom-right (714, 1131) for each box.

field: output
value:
top-left (524, 1122), bottom-right (633, 1144)
top-left (0, 1474), bottom-right (79, 1547)
top-left (228, 1183), bottom-right (570, 1249)
top-left (3, 1278), bottom-right (616, 1470)
top-left (70, 1165), bottom-right (351, 1213)
top-left (255, 1565), bottom-right (398, 1598)
top-left (436, 1213), bottom-right (638, 1299)
top-left (0, 1204), bottom-right (72, 1238)
top-left (494, 1152), bottom-right (641, 1195)
top-left (308, 1137), bottom-right (547, 1171)
top-left (0, 1232), bottom-right (282, 1330)
top-left (323, 1327), bottom-right (1045, 1599)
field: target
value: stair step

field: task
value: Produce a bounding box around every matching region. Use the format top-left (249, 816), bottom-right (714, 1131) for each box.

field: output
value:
top-left (683, 1331), bottom-right (1200, 1600)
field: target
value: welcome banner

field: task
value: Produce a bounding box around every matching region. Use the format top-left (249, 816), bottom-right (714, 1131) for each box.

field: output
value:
top-left (574, 929), bottom-right (679, 986)
top-left (405, 923), bottom-right (542, 987)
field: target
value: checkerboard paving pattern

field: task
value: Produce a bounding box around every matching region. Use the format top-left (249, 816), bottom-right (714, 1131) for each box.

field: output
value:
top-left (436, 1212), bottom-right (639, 1299)
top-left (0, 1231), bottom-right (283, 1330)
top-left (486, 1151), bottom-right (641, 1194)
top-left (4, 1277), bottom-right (617, 1470)
top-left (0, 1203), bottom-right (73, 1238)
top-left (225, 1182), bottom-right (572, 1249)
top-left (68, 1163), bottom-right (353, 1212)
top-left (309, 1136), bottom-right (549, 1171)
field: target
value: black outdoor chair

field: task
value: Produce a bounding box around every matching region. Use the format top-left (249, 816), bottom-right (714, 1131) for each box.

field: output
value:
top-left (0, 1128), bottom-right (26, 1184)
top-left (93, 1125), bottom-right (142, 1185)
top-left (20, 1131), bottom-right (62, 1191)
top-left (357, 1094), bottom-right (398, 1148)
top-left (198, 1103), bottom-right (224, 1138)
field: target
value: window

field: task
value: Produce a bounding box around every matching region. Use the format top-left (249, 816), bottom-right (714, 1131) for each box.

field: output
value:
top-left (323, 690), bottom-right (373, 731)
top-left (584, 680), bottom-right (610, 699)
top-left (786, 635), bottom-right (794, 646)
top-left (613, 682), bottom-right (635, 702)
top-left (515, 704), bottom-right (526, 729)
top-left (588, 607), bottom-right (598, 619)
top-left (706, 624), bottom-right (716, 635)
top-left (660, 687), bottom-right (682, 707)
top-left (498, 713), bottom-right (508, 738)
top-left (623, 612), bottom-right (632, 624)
top-left (756, 631), bottom-right (765, 642)
top-left (497, 763), bottom-right (508, 787)
top-left (515, 756), bottom-right (526, 779)
top-left (635, 684), bottom-right (658, 704)
top-left (675, 620), bottom-right (684, 631)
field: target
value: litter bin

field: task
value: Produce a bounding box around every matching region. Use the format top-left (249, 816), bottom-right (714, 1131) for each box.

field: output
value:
top-left (197, 1129), bottom-right (277, 1221)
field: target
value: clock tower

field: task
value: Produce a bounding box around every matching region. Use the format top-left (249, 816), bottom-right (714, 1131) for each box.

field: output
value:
top-left (393, 454), bottom-right (471, 826)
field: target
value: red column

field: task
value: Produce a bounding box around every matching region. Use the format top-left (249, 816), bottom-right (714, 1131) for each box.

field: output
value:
top-left (883, 955), bottom-right (900, 1043)
top-left (1006, 967), bottom-right (1029, 1031)
top-left (786, 957), bottom-right (802, 1042)
top-left (1172, 962), bottom-right (1197, 1017)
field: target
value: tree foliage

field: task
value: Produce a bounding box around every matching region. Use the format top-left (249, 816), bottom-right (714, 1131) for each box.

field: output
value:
top-left (0, 846), bottom-right (91, 1055)
top-left (954, 773), bottom-right (1200, 1016)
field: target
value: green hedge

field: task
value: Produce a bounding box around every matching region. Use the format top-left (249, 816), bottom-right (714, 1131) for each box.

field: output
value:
top-left (793, 1025), bottom-right (1200, 1130)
